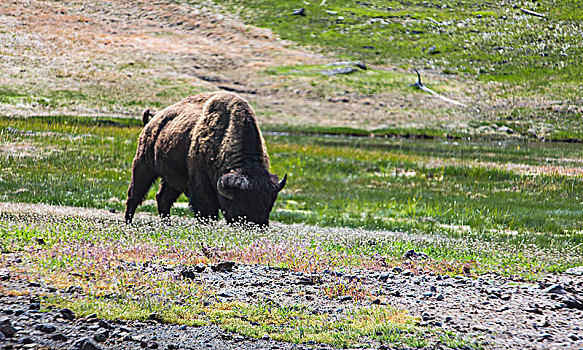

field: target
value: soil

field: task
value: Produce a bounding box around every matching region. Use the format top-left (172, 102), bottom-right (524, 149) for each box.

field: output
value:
top-left (0, 0), bottom-right (481, 132)
top-left (1, 203), bottom-right (583, 349)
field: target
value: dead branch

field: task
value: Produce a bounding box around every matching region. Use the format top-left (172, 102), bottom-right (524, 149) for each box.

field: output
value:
top-left (520, 8), bottom-right (546, 18)
top-left (411, 69), bottom-right (466, 107)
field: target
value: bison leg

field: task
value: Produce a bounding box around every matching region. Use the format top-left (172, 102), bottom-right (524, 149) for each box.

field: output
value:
top-left (187, 177), bottom-right (219, 222)
top-left (125, 161), bottom-right (157, 224)
top-left (156, 181), bottom-right (182, 221)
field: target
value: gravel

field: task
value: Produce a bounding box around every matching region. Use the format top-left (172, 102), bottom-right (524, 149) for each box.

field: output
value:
top-left (1, 261), bottom-right (583, 349)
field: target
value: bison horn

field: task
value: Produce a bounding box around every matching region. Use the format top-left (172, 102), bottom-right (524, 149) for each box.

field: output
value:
top-left (278, 174), bottom-right (287, 192)
top-left (217, 178), bottom-right (233, 200)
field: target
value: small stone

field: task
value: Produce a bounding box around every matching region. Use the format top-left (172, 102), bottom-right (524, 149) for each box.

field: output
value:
top-left (0, 319), bottom-right (17, 337)
top-left (93, 329), bottom-right (109, 343)
top-left (29, 302), bottom-right (40, 311)
top-left (536, 317), bottom-right (549, 327)
top-left (75, 337), bottom-right (103, 350)
top-left (378, 273), bottom-right (390, 281)
top-left (210, 261), bottom-right (236, 272)
top-left (565, 266), bottom-right (583, 276)
top-left (35, 323), bottom-right (57, 333)
top-left (436, 294), bottom-right (444, 301)
top-left (19, 336), bottom-right (35, 344)
top-left (262, 334), bottom-right (270, 340)
top-left (179, 325), bottom-right (188, 330)
top-left (338, 295), bottom-right (353, 302)
top-left (60, 308), bottom-right (76, 321)
top-left (401, 269), bottom-right (412, 276)
top-left (544, 284), bottom-right (567, 294)
top-left (98, 320), bottom-right (112, 329)
top-left (391, 267), bottom-right (403, 274)
top-left (292, 7), bottom-right (305, 16)
top-left (180, 269), bottom-right (196, 279)
top-left (568, 333), bottom-right (580, 341)
top-left (218, 291), bottom-right (235, 298)
top-left (51, 333), bottom-right (68, 341)
top-left (429, 285), bottom-right (437, 292)
top-left (194, 263), bottom-right (206, 273)
top-left (562, 296), bottom-right (583, 310)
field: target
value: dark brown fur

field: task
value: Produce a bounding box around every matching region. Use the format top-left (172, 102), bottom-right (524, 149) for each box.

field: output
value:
top-left (125, 91), bottom-right (286, 225)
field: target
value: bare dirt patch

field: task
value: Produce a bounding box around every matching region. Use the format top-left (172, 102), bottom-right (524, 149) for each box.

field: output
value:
top-left (0, 0), bottom-right (481, 131)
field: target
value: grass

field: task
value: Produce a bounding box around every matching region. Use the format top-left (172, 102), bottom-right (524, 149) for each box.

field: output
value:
top-left (217, 0), bottom-right (583, 96)
top-left (0, 115), bottom-right (581, 278)
top-left (1, 211), bottom-right (481, 348)
top-left (213, 0), bottom-right (583, 140)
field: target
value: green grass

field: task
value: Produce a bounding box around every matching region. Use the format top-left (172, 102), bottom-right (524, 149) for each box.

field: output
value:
top-left (1, 212), bottom-right (485, 348)
top-left (0, 116), bottom-right (581, 277)
top-left (216, 0), bottom-right (583, 95)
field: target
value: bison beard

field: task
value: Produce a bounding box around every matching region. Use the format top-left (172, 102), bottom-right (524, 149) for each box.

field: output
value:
top-left (124, 91), bottom-right (286, 226)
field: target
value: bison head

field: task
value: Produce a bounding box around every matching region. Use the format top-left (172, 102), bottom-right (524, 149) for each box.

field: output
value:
top-left (216, 171), bottom-right (287, 226)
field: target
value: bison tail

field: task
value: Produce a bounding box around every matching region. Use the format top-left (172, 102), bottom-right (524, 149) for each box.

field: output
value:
top-left (142, 108), bottom-right (155, 126)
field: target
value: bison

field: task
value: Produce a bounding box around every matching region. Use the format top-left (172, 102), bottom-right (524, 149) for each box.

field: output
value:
top-left (125, 91), bottom-right (286, 226)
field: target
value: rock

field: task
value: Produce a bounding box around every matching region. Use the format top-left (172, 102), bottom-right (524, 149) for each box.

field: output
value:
top-left (210, 261), bottom-right (236, 272)
top-left (180, 269), bottom-right (196, 279)
top-left (378, 273), bottom-right (390, 282)
top-left (338, 295), bottom-right (353, 302)
top-left (35, 323), bottom-right (57, 333)
top-left (565, 266), bottom-right (583, 276)
top-left (391, 267), bottom-right (403, 274)
top-left (436, 294), bottom-right (444, 301)
top-left (74, 337), bottom-right (103, 350)
top-left (93, 329), bottom-right (109, 342)
top-left (261, 334), bottom-right (270, 340)
top-left (404, 249), bottom-right (425, 259)
top-left (217, 291), bottom-right (235, 299)
top-left (60, 308), bottom-right (76, 321)
top-left (296, 275), bottom-right (321, 285)
top-left (562, 296), bottom-right (583, 310)
top-left (29, 302), bottom-right (40, 310)
top-left (544, 284), bottom-right (567, 294)
top-left (321, 67), bottom-right (358, 76)
top-left (194, 263), bottom-right (206, 273)
top-left (292, 7), bottom-right (305, 16)
top-left (401, 269), bottom-right (412, 276)
top-left (51, 333), bottom-right (68, 341)
top-left (536, 317), bottom-right (549, 327)
top-left (19, 336), bottom-right (35, 344)
top-left (0, 319), bottom-right (17, 337)
top-left (98, 319), bottom-right (112, 330)
top-left (498, 125), bottom-right (514, 134)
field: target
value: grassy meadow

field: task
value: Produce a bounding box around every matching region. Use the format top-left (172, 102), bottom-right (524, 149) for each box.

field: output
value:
top-left (1, 115), bottom-right (582, 278)
top-left (2, 0), bottom-right (583, 348)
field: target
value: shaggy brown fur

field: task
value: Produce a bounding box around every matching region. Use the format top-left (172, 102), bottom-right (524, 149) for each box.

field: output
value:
top-left (125, 91), bottom-right (286, 225)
